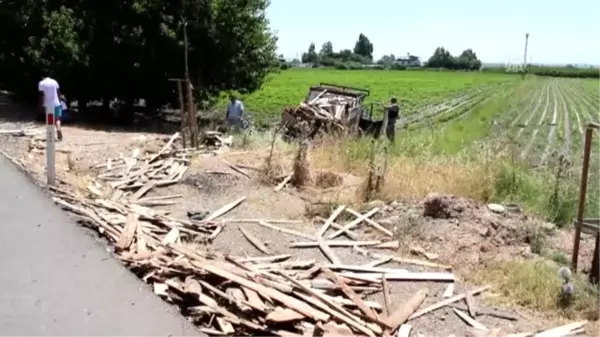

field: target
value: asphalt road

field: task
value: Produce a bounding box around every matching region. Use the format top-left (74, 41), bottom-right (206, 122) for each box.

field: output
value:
top-left (0, 154), bottom-right (201, 335)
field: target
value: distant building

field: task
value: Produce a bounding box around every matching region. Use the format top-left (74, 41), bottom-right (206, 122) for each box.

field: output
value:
top-left (395, 53), bottom-right (421, 67)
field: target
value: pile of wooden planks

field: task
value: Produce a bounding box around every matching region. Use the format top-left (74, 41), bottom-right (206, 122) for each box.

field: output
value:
top-left (44, 132), bottom-right (590, 337)
top-left (281, 91), bottom-right (362, 138)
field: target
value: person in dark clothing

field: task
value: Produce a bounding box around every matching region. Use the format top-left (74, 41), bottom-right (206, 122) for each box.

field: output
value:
top-left (384, 97), bottom-right (400, 142)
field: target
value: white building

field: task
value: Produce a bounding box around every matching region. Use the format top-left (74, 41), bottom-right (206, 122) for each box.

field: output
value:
top-left (395, 53), bottom-right (421, 67)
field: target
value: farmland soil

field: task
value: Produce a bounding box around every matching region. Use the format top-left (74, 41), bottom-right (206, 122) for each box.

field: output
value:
top-left (0, 93), bottom-right (596, 336)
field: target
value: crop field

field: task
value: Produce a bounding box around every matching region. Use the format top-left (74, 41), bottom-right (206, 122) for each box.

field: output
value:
top-left (229, 69), bottom-right (515, 124)
top-left (237, 69), bottom-right (599, 162)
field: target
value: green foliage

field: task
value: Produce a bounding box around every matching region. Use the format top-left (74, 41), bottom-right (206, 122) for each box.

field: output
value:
top-left (425, 46), bottom-right (482, 71)
top-left (0, 0), bottom-right (278, 117)
top-left (353, 33), bottom-right (373, 60)
top-left (221, 68), bottom-right (513, 125)
top-left (482, 65), bottom-right (600, 79)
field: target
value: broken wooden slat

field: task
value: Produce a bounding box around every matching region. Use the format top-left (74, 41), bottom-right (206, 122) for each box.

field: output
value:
top-left (409, 286), bottom-right (491, 321)
top-left (397, 324), bottom-right (412, 337)
top-left (534, 321), bottom-right (588, 337)
top-left (384, 289), bottom-right (428, 333)
top-left (116, 213), bottom-right (139, 250)
top-left (318, 240), bottom-right (342, 264)
top-left (322, 268), bottom-right (379, 323)
top-left (290, 240), bottom-right (381, 248)
top-left (274, 174), bottom-right (292, 192)
top-left (465, 290), bottom-right (477, 318)
top-left (238, 226), bottom-right (271, 255)
top-left (189, 260), bottom-right (330, 321)
top-left (258, 221), bottom-right (315, 240)
top-left (204, 196), bottom-right (246, 221)
top-left (266, 307), bottom-right (305, 322)
top-left (345, 207), bottom-right (393, 237)
top-left (454, 308), bottom-right (488, 331)
top-left (317, 205), bottom-right (346, 238)
top-left (327, 207), bottom-right (380, 239)
top-left (443, 284), bottom-right (454, 298)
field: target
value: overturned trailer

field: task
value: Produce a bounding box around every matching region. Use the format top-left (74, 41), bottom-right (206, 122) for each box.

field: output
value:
top-left (281, 83), bottom-right (379, 139)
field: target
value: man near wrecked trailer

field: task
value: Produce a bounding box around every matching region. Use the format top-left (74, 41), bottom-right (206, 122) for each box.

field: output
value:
top-left (384, 97), bottom-right (400, 142)
top-left (225, 94), bottom-right (245, 133)
top-left (38, 73), bottom-right (64, 141)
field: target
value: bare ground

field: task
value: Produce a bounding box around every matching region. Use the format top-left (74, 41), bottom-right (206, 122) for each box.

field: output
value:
top-left (0, 95), bottom-right (597, 336)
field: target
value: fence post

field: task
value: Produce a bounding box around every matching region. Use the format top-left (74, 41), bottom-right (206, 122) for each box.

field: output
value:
top-left (45, 105), bottom-right (56, 186)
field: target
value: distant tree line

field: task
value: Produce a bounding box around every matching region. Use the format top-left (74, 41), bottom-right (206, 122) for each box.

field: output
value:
top-left (295, 37), bottom-right (483, 71)
top-left (483, 64), bottom-right (600, 79)
top-left (423, 47), bottom-right (482, 71)
top-left (0, 0), bottom-right (278, 123)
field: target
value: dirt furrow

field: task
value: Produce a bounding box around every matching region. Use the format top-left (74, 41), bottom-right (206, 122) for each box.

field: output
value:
top-left (511, 84), bottom-right (545, 128)
top-left (516, 82), bottom-right (550, 137)
top-left (519, 83), bottom-right (552, 159)
top-left (538, 82), bottom-right (561, 166)
top-left (565, 83), bottom-right (598, 125)
top-left (557, 83), bottom-right (572, 153)
top-left (561, 84), bottom-right (584, 135)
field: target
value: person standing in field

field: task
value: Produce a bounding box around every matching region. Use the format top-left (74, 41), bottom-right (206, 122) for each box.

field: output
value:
top-left (225, 94), bottom-right (245, 133)
top-left (38, 74), bottom-right (64, 141)
top-left (384, 97), bottom-right (400, 142)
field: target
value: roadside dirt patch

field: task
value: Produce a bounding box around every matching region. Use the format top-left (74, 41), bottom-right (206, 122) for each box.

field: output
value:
top-left (0, 102), bottom-right (595, 336)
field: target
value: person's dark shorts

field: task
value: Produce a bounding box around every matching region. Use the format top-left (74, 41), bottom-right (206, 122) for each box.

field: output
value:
top-left (54, 105), bottom-right (62, 120)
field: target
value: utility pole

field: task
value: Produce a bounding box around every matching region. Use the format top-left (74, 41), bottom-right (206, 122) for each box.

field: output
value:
top-left (182, 18), bottom-right (197, 147)
top-left (522, 33), bottom-right (530, 79)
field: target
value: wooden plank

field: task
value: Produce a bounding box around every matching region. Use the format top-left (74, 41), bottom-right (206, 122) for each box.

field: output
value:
top-left (205, 196), bottom-right (246, 221)
top-left (322, 268), bottom-right (379, 323)
top-left (238, 226), bottom-right (271, 254)
top-left (443, 284), bottom-right (454, 298)
top-left (189, 260), bottom-right (330, 321)
top-left (327, 207), bottom-right (380, 239)
top-left (317, 205), bottom-right (346, 238)
top-left (465, 291), bottom-right (477, 317)
top-left (345, 207), bottom-right (393, 237)
top-left (129, 181), bottom-right (156, 201)
top-left (318, 240), bottom-right (342, 264)
top-left (384, 289), bottom-right (428, 333)
top-left (453, 308), bottom-right (488, 331)
top-left (274, 174), bottom-right (292, 192)
top-left (534, 321), bottom-right (588, 337)
top-left (382, 277), bottom-right (392, 316)
top-left (290, 240), bottom-right (381, 248)
top-left (149, 132), bottom-right (180, 163)
top-left (397, 324), bottom-right (412, 337)
top-left (258, 221), bottom-right (315, 240)
top-left (364, 256), bottom-right (393, 268)
top-left (281, 275), bottom-right (378, 337)
top-left (116, 213), bottom-right (139, 250)
top-left (266, 307), bottom-right (305, 322)
top-left (408, 286), bottom-right (491, 321)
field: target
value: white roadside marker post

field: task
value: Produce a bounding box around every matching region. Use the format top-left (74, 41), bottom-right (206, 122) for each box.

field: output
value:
top-left (45, 105), bottom-right (56, 185)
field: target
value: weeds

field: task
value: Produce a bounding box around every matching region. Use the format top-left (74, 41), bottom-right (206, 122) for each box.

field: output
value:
top-left (469, 260), bottom-right (599, 322)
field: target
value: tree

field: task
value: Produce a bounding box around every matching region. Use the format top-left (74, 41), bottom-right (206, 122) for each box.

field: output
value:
top-left (319, 41), bottom-right (333, 58)
top-left (377, 54), bottom-right (395, 65)
top-left (426, 47), bottom-right (455, 69)
top-left (353, 33), bottom-right (373, 60)
top-left (301, 42), bottom-right (318, 63)
top-left (455, 49), bottom-right (482, 71)
top-left (0, 0), bottom-right (278, 123)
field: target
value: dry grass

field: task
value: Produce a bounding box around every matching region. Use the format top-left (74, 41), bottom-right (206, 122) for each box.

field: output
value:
top-left (467, 260), bottom-right (599, 332)
top-left (310, 137), bottom-right (500, 203)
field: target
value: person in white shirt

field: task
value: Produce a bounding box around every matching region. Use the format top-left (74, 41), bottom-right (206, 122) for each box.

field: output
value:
top-left (38, 75), bottom-right (64, 140)
top-left (226, 94), bottom-right (244, 132)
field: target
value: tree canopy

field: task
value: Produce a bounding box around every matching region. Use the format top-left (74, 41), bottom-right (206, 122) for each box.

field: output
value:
top-left (353, 33), bottom-right (373, 60)
top-left (0, 0), bottom-right (278, 119)
top-left (426, 47), bottom-right (482, 71)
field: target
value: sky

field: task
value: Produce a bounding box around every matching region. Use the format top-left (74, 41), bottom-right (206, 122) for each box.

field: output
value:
top-left (266, 0), bottom-right (600, 65)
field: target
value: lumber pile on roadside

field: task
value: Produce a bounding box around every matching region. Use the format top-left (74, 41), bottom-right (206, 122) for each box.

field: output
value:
top-left (42, 132), bottom-right (589, 337)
